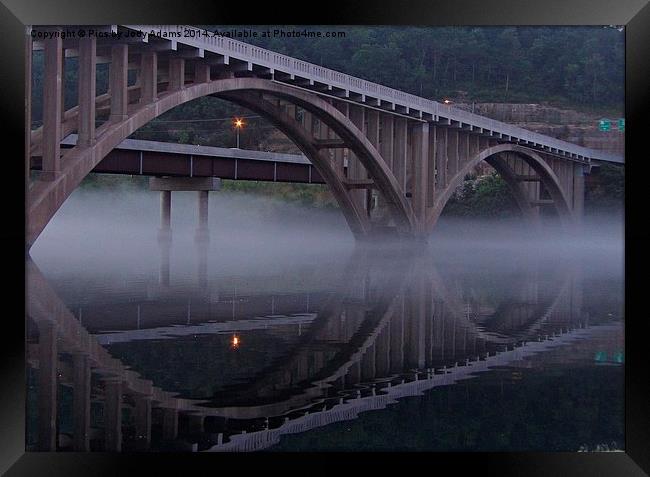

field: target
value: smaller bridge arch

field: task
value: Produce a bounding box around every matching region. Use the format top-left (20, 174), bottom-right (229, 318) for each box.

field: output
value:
top-left (425, 143), bottom-right (575, 233)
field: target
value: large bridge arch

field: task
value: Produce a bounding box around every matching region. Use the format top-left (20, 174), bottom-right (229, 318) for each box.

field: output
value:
top-left (28, 78), bottom-right (416, 247)
top-left (425, 143), bottom-right (574, 233)
top-left (27, 28), bottom-right (618, 247)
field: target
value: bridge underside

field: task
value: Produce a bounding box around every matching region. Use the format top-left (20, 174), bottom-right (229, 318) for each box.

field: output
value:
top-left (26, 32), bottom-right (589, 247)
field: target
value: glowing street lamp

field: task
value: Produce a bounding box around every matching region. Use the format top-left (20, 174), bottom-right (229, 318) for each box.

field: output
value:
top-left (442, 98), bottom-right (453, 105)
top-left (233, 117), bottom-right (245, 148)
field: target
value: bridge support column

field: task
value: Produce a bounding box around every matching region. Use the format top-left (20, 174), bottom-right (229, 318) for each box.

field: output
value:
top-left (366, 110), bottom-right (380, 216)
top-left (159, 190), bottom-right (172, 240)
top-left (150, 177), bottom-right (221, 242)
top-left (194, 61), bottom-right (211, 84)
top-left (169, 58), bottom-right (185, 91)
top-left (332, 101), bottom-right (348, 177)
top-left (104, 378), bottom-right (123, 452)
top-left (109, 44), bottom-right (129, 122)
top-left (524, 160), bottom-right (541, 219)
top-left (301, 108), bottom-right (313, 135)
top-left (347, 104), bottom-right (367, 212)
top-left (197, 236), bottom-right (208, 288)
top-left (77, 37), bottom-right (96, 148)
top-left (194, 187), bottom-right (208, 292)
top-left (410, 122), bottom-right (429, 233)
top-left (469, 133), bottom-right (480, 160)
top-left (427, 125), bottom-right (437, 207)
top-left (285, 103), bottom-right (296, 121)
top-left (436, 128), bottom-right (448, 190)
top-left (134, 395), bottom-right (152, 451)
top-left (158, 191), bottom-right (171, 285)
top-left (573, 164), bottom-right (586, 223)
top-left (459, 131), bottom-right (470, 168)
top-left (72, 353), bottom-right (91, 451)
top-left (140, 52), bottom-right (157, 104)
top-left (42, 35), bottom-right (63, 179)
top-left (196, 190), bottom-right (209, 243)
top-left (447, 129), bottom-right (460, 180)
top-left (374, 114), bottom-right (395, 225)
top-left (379, 114), bottom-right (394, 170)
top-left (151, 177), bottom-right (221, 284)
top-left (393, 118), bottom-right (408, 192)
top-left (37, 322), bottom-right (58, 451)
top-left (60, 45), bottom-right (66, 121)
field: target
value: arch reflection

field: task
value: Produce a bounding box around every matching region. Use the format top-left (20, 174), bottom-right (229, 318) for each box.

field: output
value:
top-left (26, 249), bottom-right (617, 452)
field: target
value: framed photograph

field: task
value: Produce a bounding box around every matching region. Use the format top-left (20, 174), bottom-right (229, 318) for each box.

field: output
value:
top-left (1, 0), bottom-right (647, 474)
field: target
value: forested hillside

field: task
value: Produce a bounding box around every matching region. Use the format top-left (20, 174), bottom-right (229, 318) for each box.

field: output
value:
top-left (211, 26), bottom-right (624, 112)
top-left (141, 26), bottom-right (625, 148)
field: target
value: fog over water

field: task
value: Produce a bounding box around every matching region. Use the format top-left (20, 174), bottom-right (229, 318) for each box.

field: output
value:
top-left (26, 182), bottom-right (624, 452)
top-left (30, 183), bottom-right (623, 281)
top-left (29, 183), bottom-right (624, 336)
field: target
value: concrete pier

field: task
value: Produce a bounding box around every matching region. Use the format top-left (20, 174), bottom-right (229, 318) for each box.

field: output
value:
top-left (150, 177), bottom-right (221, 285)
top-left (41, 35), bottom-right (62, 179)
top-left (150, 176), bottom-right (221, 243)
top-left (196, 190), bottom-right (209, 243)
top-left (77, 37), bottom-right (96, 148)
top-left (109, 44), bottom-right (128, 122)
top-left (159, 190), bottom-right (172, 240)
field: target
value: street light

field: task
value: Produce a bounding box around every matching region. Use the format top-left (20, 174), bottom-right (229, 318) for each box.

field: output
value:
top-left (442, 98), bottom-right (453, 105)
top-left (233, 117), bottom-right (245, 148)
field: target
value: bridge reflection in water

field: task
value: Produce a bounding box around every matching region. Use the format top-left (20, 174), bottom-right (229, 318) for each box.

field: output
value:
top-left (26, 247), bottom-right (620, 452)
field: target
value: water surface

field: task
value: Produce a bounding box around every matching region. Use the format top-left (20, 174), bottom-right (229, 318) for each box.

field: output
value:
top-left (27, 186), bottom-right (624, 452)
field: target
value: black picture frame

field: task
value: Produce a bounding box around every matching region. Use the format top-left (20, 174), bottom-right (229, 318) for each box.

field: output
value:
top-left (1, 0), bottom-right (647, 474)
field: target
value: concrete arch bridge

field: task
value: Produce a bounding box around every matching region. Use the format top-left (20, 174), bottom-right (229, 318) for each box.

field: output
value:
top-left (26, 25), bottom-right (624, 245)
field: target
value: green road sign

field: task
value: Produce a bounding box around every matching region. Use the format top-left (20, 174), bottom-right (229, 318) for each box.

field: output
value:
top-left (618, 118), bottom-right (625, 132)
top-left (598, 119), bottom-right (611, 131)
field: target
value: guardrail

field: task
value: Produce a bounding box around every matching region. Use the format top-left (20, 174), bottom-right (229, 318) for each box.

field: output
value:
top-left (124, 25), bottom-right (624, 164)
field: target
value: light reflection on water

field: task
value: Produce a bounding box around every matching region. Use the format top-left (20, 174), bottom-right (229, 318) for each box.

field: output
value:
top-left (26, 188), bottom-right (624, 452)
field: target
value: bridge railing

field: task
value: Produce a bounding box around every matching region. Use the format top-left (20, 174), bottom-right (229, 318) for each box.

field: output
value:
top-left (124, 25), bottom-right (623, 164)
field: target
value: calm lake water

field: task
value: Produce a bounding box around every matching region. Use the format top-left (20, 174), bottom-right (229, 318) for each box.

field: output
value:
top-left (26, 185), bottom-right (624, 452)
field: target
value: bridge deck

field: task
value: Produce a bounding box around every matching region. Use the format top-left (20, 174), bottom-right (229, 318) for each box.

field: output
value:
top-left (109, 25), bottom-right (623, 164)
